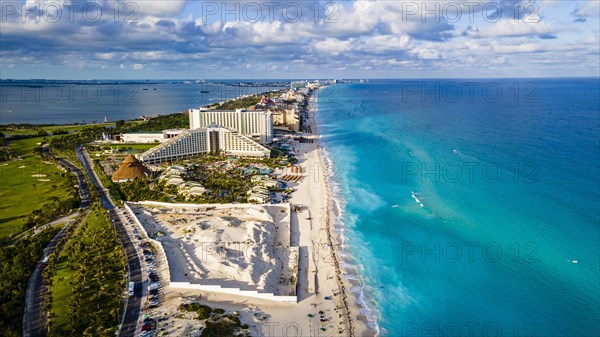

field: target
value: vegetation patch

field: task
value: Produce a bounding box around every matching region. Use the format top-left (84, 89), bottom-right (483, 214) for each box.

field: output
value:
top-left (178, 303), bottom-right (251, 337)
top-left (0, 136), bottom-right (77, 239)
top-left (179, 302), bottom-right (214, 320)
top-left (0, 226), bottom-right (60, 337)
top-left (124, 112), bottom-right (188, 133)
top-left (46, 204), bottom-right (127, 337)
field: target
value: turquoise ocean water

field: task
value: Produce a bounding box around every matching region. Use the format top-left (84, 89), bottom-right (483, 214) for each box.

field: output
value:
top-left (316, 79), bottom-right (600, 336)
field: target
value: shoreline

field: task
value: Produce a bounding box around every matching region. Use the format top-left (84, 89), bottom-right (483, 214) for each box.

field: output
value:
top-left (310, 88), bottom-right (377, 337)
top-left (5, 83), bottom-right (380, 335)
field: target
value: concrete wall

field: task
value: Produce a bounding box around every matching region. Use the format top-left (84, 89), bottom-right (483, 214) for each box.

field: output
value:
top-left (169, 282), bottom-right (297, 303)
top-left (121, 133), bottom-right (164, 143)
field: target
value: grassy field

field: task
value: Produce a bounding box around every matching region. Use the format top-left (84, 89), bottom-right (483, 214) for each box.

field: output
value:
top-left (0, 122), bottom-right (115, 136)
top-left (0, 136), bottom-right (73, 238)
top-left (87, 143), bottom-right (157, 153)
top-left (49, 207), bottom-right (126, 336)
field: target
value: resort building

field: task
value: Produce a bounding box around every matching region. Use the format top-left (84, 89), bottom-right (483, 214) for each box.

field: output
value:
top-left (178, 182), bottom-right (206, 200)
top-left (272, 108), bottom-right (300, 132)
top-left (248, 186), bottom-right (270, 204)
top-left (119, 129), bottom-right (186, 143)
top-left (112, 154), bottom-right (152, 182)
top-left (188, 108), bottom-right (274, 144)
top-left (138, 125), bottom-right (270, 164)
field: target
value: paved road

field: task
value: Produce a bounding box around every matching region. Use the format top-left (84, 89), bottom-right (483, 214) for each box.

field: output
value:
top-left (9, 212), bottom-right (78, 246)
top-left (77, 147), bottom-right (143, 337)
top-left (56, 157), bottom-right (92, 208)
top-left (23, 156), bottom-right (91, 337)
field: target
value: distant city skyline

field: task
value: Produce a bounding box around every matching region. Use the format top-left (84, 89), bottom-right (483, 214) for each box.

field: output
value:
top-left (1, 0), bottom-right (599, 79)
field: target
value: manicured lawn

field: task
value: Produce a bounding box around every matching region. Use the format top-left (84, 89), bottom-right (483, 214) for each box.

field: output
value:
top-left (0, 122), bottom-right (115, 136)
top-left (43, 123), bottom-right (115, 132)
top-left (0, 136), bottom-right (73, 238)
top-left (87, 143), bottom-right (158, 153)
top-left (49, 207), bottom-right (126, 335)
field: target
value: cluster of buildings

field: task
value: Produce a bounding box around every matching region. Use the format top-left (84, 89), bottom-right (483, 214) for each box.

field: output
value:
top-left (138, 124), bottom-right (271, 164)
top-left (111, 82), bottom-right (322, 182)
top-left (247, 175), bottom-right (281, 203)
top-left (136, 107), bottom-right (279, 164)
top-left (132, 88), bottom-right (312, 164)
top-left (158, 166), bottom-right (207, 200)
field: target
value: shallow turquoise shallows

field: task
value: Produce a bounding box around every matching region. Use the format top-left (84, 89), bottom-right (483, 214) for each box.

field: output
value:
top-left (316, 79), bottom-right (600, 337)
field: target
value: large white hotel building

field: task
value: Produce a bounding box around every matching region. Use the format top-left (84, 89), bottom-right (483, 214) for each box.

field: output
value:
top-left (139, 125), bottom-right (270, 164)
top-left (189, 108), bottom-right (274, 144)
top-left (137, 108), bottom-right (274, 163)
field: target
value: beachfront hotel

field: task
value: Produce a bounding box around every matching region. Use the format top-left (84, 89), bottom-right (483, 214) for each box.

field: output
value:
top-left (189, 108), bottom-right (274, 144)
top-left (138, 125), bottom-right (270, 164)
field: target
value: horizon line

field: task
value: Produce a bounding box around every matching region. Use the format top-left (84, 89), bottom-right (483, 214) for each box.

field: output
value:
top-left (1, 76), bottom-right (599, 81)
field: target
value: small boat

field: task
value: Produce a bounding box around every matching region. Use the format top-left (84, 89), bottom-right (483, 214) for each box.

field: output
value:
top-left (201, 90), bottom-right (210, 93)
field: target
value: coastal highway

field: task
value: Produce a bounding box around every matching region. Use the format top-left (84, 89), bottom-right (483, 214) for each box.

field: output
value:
top-left (23, 157), bottom-right (91, 337)
top-left (77, 146), bottom-right (143, 337)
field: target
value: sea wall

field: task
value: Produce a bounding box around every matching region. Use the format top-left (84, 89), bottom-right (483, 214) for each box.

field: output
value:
top-left (169, 282), bottom-right (297, 303)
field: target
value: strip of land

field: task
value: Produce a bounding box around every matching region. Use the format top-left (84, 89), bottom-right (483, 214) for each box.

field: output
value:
top-left (121, 90), bottom-right (374, 336)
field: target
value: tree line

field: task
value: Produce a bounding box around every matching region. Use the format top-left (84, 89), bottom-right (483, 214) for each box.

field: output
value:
top-left (44, 204), bottom-right (127, 337)
top-left (0, 227), bottom-right (60, 337)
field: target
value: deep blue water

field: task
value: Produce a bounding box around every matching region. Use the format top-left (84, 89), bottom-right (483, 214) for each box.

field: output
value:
top-left (0, 80), bottom-right (285, 124)
top-left (316, 79), bottom-right (600, 336)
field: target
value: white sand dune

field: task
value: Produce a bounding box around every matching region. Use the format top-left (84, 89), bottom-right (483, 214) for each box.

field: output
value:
top-left (130, 203), bottom-right (296, 296)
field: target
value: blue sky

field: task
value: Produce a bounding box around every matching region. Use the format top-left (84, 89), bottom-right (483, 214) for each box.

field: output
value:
top-left (1, 0), bottom-right (599, 79)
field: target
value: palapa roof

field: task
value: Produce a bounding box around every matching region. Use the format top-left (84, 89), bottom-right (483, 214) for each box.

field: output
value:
top-left (111, 154), bottom-right (152, 182)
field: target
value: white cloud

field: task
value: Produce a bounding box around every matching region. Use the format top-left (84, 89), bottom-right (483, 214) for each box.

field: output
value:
top-left (1, 0), bottom-right (598, 78)
top-left (470, 18), bottom-right (555, 38)
top-left (135, 0), bottom-right (188, 16)
top-left (571, 1), bottom-right (600, 17)
top-left (354, 35), bottom-right (412, 54)
top-left (410, 48), bottom-right (441, 60)
top-left (492, 41), bottom-right (543, 53)
top-left (312, 38), bottom-right (352, 55)
top-left (96, 52), bottom-right (115, 60)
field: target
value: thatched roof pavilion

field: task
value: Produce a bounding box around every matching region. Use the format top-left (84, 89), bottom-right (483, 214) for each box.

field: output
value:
top-left (111, 154), bottom-right (151, 182)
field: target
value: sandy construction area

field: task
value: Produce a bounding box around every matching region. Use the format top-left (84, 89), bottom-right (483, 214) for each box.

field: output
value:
top-left (128, 93), bottom-right (374, 336)
top-left (129, 203), bottom-right (297, 296)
